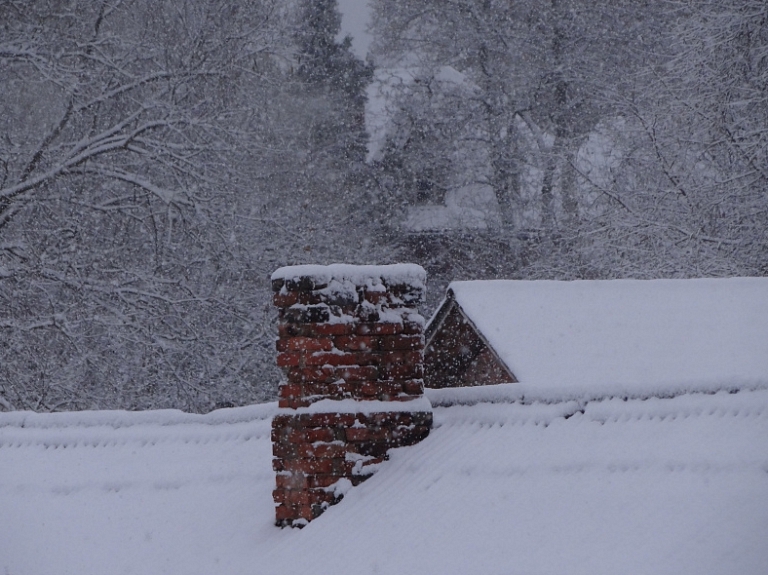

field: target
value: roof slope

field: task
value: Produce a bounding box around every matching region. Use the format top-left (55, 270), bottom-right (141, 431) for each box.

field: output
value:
top-left (3, 383), bottom-right (768, 575)
top-left (448, 277), bottom-right (768, 390)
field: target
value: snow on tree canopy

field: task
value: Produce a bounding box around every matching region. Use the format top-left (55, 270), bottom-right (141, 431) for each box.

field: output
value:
top-left (446, 277), bottom-right (768, 392)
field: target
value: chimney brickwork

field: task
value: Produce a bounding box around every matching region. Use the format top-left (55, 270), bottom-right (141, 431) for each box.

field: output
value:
top-left (270, 264), bottom-right (432, 527)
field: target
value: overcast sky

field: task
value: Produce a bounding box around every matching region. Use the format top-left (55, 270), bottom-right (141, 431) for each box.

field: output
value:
top-left (336, 0), bottom-right (372, 59)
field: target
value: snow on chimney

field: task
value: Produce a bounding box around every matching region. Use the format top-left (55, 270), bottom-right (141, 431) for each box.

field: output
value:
top-left (270, 264), bottom-right (432, 527)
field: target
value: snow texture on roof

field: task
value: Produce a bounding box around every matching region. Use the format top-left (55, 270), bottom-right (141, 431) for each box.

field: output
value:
top-left (284, 396), bottom-right (431, 415)
top-left (271, 263), bottom-right (426, 288)
top-left (448, 277), bottom-right (768, 390)
top-left (3, 383), bottom-right (768, 575)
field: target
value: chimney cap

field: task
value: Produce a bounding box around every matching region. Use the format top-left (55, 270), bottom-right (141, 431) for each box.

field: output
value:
top-left (271, 263), bottom-right (426, 293)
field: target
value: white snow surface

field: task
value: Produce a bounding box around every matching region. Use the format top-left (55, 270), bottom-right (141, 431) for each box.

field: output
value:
top-left (271, 263), bottom-right (426, 288)
top-left (449, 277), bottom-right (768, 390)
top-left (3, 382), bottom-right (768, 575)
top-left (284, 395), bottom-right (432, 415)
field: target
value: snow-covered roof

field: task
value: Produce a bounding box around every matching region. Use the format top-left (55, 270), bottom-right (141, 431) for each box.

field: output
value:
top-left (447, 277), bottom-right (768, 393)
top-left (3, 383), bottom-right (768, 575)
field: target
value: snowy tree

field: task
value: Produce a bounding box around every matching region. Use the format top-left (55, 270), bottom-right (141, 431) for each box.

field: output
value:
top-left (3, 0), bottom-right (764, 414)
top-left (367, 0), bottom-right (666, 281)
top-left (0, 0), bottom-right (389, 412)
top-left (565, 0), bottom-right (768, 278)
top-left (0, 0), bottom-right (297, 411)
top-left (293, 0), bottom-right (372, 166)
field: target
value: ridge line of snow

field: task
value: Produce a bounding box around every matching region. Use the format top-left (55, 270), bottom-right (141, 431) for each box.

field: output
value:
top-left (283, 396), bottom-right (432, 415)
top-left (0, 402), bottom-right (279, 430)
top-left (425, 380), bottom-right (768, 408)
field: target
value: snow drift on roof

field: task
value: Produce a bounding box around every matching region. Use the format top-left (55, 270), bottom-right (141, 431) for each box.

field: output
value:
top-left (3, 386), bottom-right (767, 575)
top-left (448, 277), bottom-right (768, 390)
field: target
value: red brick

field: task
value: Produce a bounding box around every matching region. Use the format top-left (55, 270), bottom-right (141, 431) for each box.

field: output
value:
top-left (276, 351), bottom-right (301, 368)
top-left (334, 335), bottom-right (381, 351)
top-left (276, 503), bottom-right (313, 522)
top-left (271, 267), bottom-right (433, 526)
top-left (309, 475), bottom-right (344, 488)
top-left (346, 427), bottom-right (388, 442)
top-left (381, 363), bottom-right (423, 379)
top-left (272, 414), bottom-right (294, 429)
top-left (283, 458), bottom-right (336, 475)
top-left (381, 350), bottom-right (422, 365)
top-left (306, 428), bottom-right (335, 443)
top-left (394, 425), bottom-right (431, 445)
top-left (359, 381), bottom-right (380, 397)
top-left (299, 382), bottom-right (331, 397)
top-left (356, 322), bottom-right (402, 335)
top-left (402, 320), bottom-right (424, 335)
top-left (307, 489), bottom-right (337, 505)
top-left (275, 504), bottom-right (295, 521)
top-left (276, 473), bottom-right (309, 490)
top-left (298, 412), bottom-right (357, 428)
top-left (352, 352), bottom-right (388, 366)
top-left (282, 305), bottom-right (330, 324)
top-left (274, 291), bottom-right (326, 307)
top-left (297, 442), bottom-right (346, 458)
top-left (333, 380), bottom-right (359, 394)
top-left (278, 323), bottom-right (308, 338)
top-left (272, 488), bottom-right (289, 504)
top-left (328, 387), bottom-right (352, 400)
top-left (296, 505), bottom-right (314, 521)
top-left (286, 366), bottom-right (335, 383)
top-left (311, 323), bottom-right (356, 336)
top-left (278, 384), bottom-right (303, 399)
top-left (401, 379), bottom-right (424, 395)
top-left (271, 426), bottom-right (288, 443)
top-left (376, 382), bottom-right (412, 400)
top-left (332, 459), bottom-right (357, 475)
top-left (272, 442), bottom-right (298, 458)
top-left (273, 291), bottom-right (300, 307)
top-left (304, 351), bottom-right (359, 367)
top-left (285, 429), bottom-right (307, 444)
top-left (369, 412), bottom-right (401, 425)
top-left (276, 337), bottom-right (334, 353)
top-left (333, 365), bottom-right (378, 382)
top-left (380, 334), bottom-right (424, 351)
top-left (279, 489), bottom-right (314, 506)
top-left (285, 426), bottom-right (344, 443)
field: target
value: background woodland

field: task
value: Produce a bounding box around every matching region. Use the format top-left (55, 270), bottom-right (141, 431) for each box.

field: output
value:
top-left (1, 0), bottom-right (765, 412)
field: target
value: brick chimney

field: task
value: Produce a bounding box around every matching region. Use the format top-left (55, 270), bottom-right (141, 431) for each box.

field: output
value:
top-left (270, 264), bottom-right (433, 527)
